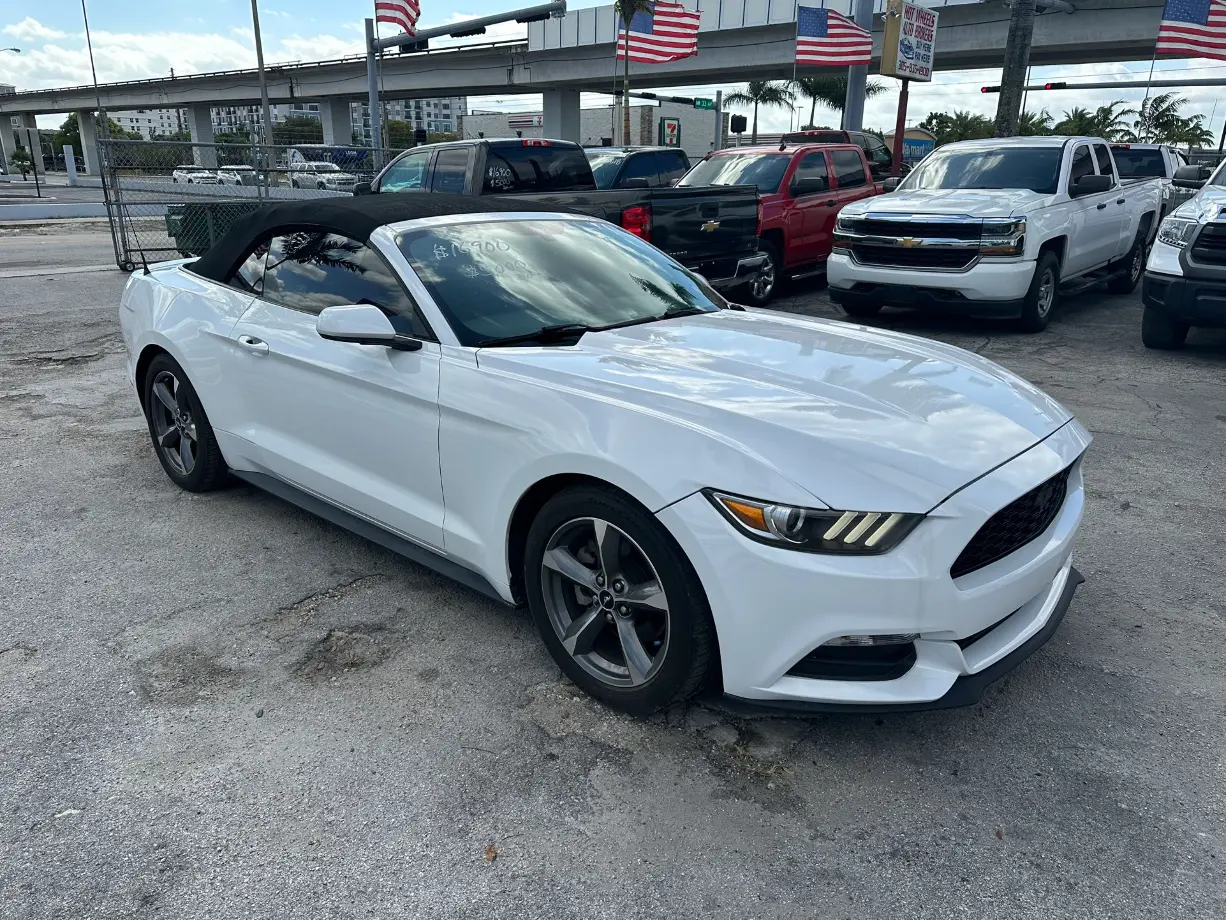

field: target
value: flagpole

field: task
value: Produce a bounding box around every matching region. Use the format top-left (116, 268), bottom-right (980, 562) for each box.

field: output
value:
top-left (1139, 42), bottom-right (1159, 142)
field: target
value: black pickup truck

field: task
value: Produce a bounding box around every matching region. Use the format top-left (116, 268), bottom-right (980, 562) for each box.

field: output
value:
top-left (356, 138), bottom-right (765, 294)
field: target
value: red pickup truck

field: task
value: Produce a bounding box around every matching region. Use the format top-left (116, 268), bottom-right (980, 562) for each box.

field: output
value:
top-left (677, 143), bottom-right (881, 304)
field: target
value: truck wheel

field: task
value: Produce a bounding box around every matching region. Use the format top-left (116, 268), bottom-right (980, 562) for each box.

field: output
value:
top-left (1108, 230), bottom-right (1147, 295)
top-left (745, 239), bottom-right (780, 306)
top-left (1018, 252), bottom-right (1060, 333)
top-left (1141, 306), bottom-right (1189, 350)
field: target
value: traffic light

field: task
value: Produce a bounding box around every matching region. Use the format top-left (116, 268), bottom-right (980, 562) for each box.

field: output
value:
top-left (730, 114), bottom-right (747, 134)
top-left (980, 86), bottom-right (1000, 93)
top-left (1043, 82), bottom-right (1067, 90)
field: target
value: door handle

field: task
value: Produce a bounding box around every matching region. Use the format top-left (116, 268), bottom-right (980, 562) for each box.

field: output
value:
top-left (237, 334), bottom-right (269, 356)
top-left (1096, 202), bottom-right (1108, 210)
top-left (1116, 197), bottom-right (1126, 204)
top-left (824, 199), bottom-right (836, 207)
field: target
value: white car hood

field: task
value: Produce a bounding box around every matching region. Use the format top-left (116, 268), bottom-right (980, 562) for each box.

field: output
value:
top-left (479, 310), bottom-right (1074, 513)
top-left (1171, 186), bottom-right (1226, 222)
top-left (845, 188), bottom-right (1051, 220)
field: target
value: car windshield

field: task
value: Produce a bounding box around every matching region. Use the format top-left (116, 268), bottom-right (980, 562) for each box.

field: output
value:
top-left (1111, 148), bottom-right (1166, 179)
top-left (902, 146), bottom-right (1063, 194)
top-left (677, 153), bottom-right (790, 193)
top-left (312, 163), bottom-right (340, 171)
top-left (586, 153), bottom-right (625, 189)
top-left (398, 218), bottom-right (721, 346)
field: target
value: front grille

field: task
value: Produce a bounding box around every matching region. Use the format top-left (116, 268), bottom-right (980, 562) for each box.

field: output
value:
top-left (951, 465), bottom-right (1071, 579)
top-left (787, 643), bottom-right (916, 681)
top-left (1190, 223), bottom-right (1226, 266)
top-left (847, 218), bottom-right (982, 241)
top-left (852, 244), bottom-right (978, 271)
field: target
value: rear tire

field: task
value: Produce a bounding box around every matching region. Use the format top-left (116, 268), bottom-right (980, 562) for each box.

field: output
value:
top-left (1108, 229), bottom-right (1147, 295)
top-left (142, 354), bottom-right (228, 492)
top-left (523, 485), bottom-right (715, 715)
top-left (1018, 251), bottom-right (1061, 333)
top-left (1141, 305), bottom-right (1189, 350)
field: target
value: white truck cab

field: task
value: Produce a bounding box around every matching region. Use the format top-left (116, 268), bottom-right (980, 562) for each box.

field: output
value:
top-left (827, 136), bottom-right (1162, 331)
top-left (1141, 160), bottom-right (1226, 349)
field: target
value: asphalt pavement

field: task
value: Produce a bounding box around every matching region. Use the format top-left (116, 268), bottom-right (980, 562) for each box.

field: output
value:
top-left (1, 227), bottom-right (1223, 920)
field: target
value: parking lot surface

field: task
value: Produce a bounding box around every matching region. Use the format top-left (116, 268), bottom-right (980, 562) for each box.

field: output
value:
top-left (2, 230), bottom-right (1224, 919)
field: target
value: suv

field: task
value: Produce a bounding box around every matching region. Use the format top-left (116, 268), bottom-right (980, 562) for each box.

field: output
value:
top-left (583, 146), bottom-right (691, 189)
top-left (782, 129), bottom-right (901, 180)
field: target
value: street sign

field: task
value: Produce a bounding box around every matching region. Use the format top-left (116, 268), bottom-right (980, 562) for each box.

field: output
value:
top-left (693, 98), bottom-right (714, 110)
top-left (659, 117), bottom-right (681, 147)
top-left (881, 0), bottom-right (938, 83)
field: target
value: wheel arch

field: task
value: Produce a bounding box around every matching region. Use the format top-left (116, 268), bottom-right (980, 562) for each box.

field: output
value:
top-left (134, 342), bottom-right (173, 410)
top-left (1138, 210), bottom-right (1157, 243)
top-left (1039, 235), bottom-right (1067, 264)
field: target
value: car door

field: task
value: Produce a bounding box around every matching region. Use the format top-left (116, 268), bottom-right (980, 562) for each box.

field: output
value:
top-left (655, 150), bottom-right (690, 187)
top-left (227, 231), bottom-right (446, 549)
top-left (376, 149), bottom-right (431, 193)
top-left (1062, 142), bottom-right (1111, 276)
top-left (429, 147), bottom-right (472, 194)
top-left (830, 148), bottom-right (876, 208)
top-left (617, 152), bottom-right (663, 188)
top-left (859, 133), bottom-right (895, 181)
top-left (783, 151), bottom-right (835, 267)
top-left (1093, 143), bottom-right (1131, 258)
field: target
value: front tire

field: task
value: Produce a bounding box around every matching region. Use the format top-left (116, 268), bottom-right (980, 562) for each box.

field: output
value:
top-left (142, 354), bottom-right (228, 492)
top-left (1141, 305), bottom-right (1189, 350)
top-left (523, 486), bottom-right (715, 715)
top-left (745, 239), bottom-right (780, 306)
top-left (1018, 251), bottom-right (1061, 333)
top-left (1108, 229), bottom-right (1147, 295)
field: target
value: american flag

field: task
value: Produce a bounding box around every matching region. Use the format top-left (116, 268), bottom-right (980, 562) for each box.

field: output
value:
top-left (376, 0), bottom-right (420, 36)
top-left (617, 1), bottom-right (701, 65)
top-left (795, 5), bottom-right (873, 66)
top-left (1157, 0), bottom-right (1226, 60)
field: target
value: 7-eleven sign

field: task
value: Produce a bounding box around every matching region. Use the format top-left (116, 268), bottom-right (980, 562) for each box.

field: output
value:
top-left (658, 117), bottom-right (681, 147)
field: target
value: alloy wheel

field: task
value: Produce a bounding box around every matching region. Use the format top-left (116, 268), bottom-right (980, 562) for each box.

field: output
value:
top-left (1130, 243), bottom-right (1144, 282)
top-left (750, 252), bottom-right (776, 303)
top-left (149, 369), bottom-right (198, 476)
top-left (540, 517), bottom-right (670, 688)
top-left (1037, 267), bottom-right (1055, 317)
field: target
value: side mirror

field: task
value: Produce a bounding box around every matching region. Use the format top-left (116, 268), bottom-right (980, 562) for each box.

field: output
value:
top-left (622, 177), bottom-right (651, 189)
top-left (353, 180), bottom-right (373, 196)
top-left (791, 175), bottom-right (828, 196)
top-left (1071, 174), bottom-right (1112, 196)
top-left (882, 176), bottom-right (903, 193)
top-left (1173, 164), bottom-right (1210, 189)
top-left (316, 305), bottom-right (422, 351)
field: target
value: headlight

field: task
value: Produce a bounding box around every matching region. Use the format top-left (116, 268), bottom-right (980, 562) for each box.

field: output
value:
top-left (1157, 216), bottom-right (1199, 249)
top-left (833, 214), bottom-right (856, 252)
top-left (980, 218), bottom-right (1026, 256)
top-left (706, 491), bottom-right (922, 554)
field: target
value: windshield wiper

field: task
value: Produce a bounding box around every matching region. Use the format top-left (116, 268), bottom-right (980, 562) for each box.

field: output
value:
top-left (477, 324), bottom-right (592, 348)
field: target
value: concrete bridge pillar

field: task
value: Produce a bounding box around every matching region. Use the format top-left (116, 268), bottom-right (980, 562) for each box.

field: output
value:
top-left (542, 89), bottom-right (580, 143)
top-left (320, 99), bottom-right (352, 147)
top-left (16, 113), bottom-right (40, 176)
top-left (1, 113), bottom-right (20, 173)
top-left (185, 105), bottom-right (217, 167)
top-left (75, 110), bottom-right (100, 176)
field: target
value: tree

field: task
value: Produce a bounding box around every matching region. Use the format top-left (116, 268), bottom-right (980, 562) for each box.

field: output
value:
top-left (386, 119), bottom-right (415, 149)
top-left (919, 110), bottom-right (993, 146)
top-left (52, 112), bottom-right (139, 158)
top-left (1091, 100), bottom-right (1133, 141)
top-left (994, 0), bottom-right (1036, 136)
top-left (1018, 108), bottom-right (1053, 136)
top-left (1129, 92), bottom-right (1211, 146)
top-left (724, 80), bottom-right (796, 144)
top-left (615, 0), bottom-right (654, 144)
top-left (273, 115), bottom-right (324, 145)
top-left (1054, 106), bottom-right (1097, 137)
top-left (10, 147), bottom-right (32, 178)
top-left (1168, 115), bottom-right (1214, 149)
top-left (793, 76), bottom-right (886, 130)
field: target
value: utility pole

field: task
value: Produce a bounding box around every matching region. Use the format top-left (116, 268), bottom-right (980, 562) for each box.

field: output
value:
top-left (994, 0), bottom-right (1036, 137)
top-left (251, 0), bottom-right (274, 146)
top-left (842, 0), bottom-right (875, 131)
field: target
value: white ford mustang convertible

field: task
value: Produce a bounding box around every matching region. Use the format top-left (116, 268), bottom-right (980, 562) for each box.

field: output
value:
top-left (119, 195), bottom-right (1090, 715)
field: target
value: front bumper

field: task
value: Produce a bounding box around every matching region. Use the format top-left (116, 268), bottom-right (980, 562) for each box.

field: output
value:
top-left (826, 252), bottom-right (1034, 317)
top-left (693, 252), bottom-right (768, 291)
top-left (656, 419), bottom-right (1091, 710)
top-left (1142, 271), bottom-right (1226, 328)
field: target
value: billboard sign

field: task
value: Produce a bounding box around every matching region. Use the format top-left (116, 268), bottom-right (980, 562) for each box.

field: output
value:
top-left (881, 0), bottom-right (938, 83)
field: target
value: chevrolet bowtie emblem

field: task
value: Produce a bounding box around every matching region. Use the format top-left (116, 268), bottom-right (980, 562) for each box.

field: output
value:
top-left (900, 237), bottom-right (921, 248)
top-left (701, 220), bottom-right (721, 232)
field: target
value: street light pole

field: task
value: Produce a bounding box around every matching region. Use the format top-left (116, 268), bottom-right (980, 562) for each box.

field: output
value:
top-left (251, 0), bottom-right (275, 147)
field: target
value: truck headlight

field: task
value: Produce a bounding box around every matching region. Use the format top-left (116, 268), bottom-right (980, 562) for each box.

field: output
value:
top-left (980, 218), bottom-right (1026, 256)
top-left (1157, 216), bottom-right (1199, 249)
top-left (706, 491), bottom-right (923, 554)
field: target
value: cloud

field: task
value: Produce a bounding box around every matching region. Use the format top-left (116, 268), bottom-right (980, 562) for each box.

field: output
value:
top-left (3, 16), bottom-right (68, 42)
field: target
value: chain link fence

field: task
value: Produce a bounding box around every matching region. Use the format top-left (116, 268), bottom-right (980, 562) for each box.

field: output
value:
top-left (99, 138), bottom-right (405, 270)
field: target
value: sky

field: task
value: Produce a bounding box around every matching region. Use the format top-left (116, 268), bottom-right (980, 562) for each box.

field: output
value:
top-left (4, 1), bottom-right (1226, 139)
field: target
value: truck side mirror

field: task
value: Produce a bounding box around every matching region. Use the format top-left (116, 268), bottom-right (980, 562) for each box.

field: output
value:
top-left (791, 175), bottom-right (828, 196)
top-left (882, 176), bottom-right (902, 192)
top-left (1173, 165), bottom-right (1209, 190)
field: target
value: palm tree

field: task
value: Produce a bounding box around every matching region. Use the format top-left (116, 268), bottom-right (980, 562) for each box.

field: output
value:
top-left (1017, 108), bottom-right (1053, 136)
top-left (1054, 107), bottom-right (1097, 136)
top-left (1169, 115), bottom-right (1214, 149)
top-left (1131, 92), bottom-right (1190, 143)
top-left (793, 76), bottom-right (887, 130)
top-left (614, 0), bottom-right (654, 144)
top-left (723, 80), bottom-right (797, 144)
top-left (1091, 100), bottom-right (1132, 141)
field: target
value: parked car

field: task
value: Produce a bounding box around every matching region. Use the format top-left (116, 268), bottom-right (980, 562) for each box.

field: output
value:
top-left (782, 129), bottom-right (905, 180)
top-left (172, 167), bottom-right (219, 184)
top-left (360, 138), bottom-right (765, 298)
top-left (827, 136), bottom-right (1163, 331)
top-left (1107, 143), bottom-right (1190, 216)
top-left (216, 165), bottom-right (266, 186)
top-left (583, 146), bottom-right (691, 189)
top-left (290, 161), bottom-right (359, 192)
top-left (119, 194), bottom-right (1090, 715)
top-left (1140, 160), bottom-right (1226, 349)
top-left (678, 143), bottom-right (881, 304)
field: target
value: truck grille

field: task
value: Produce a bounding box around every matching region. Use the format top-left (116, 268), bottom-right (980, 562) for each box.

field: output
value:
top-left (852, 244), bottom-right (979, 271)
top-left (845, 218), bottom-right (983, 241)
top-left (951, 465), bottom-right (1072, 579)
top-left (1190, 223), bottom-right (1226, 266)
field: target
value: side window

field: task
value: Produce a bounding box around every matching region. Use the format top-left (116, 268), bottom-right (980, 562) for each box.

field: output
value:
top-left (1069, 145), bottom-right (1094, 187)
top-left (261, 232), bottom-right (431, 337)
top-left (379, 151), bottom-right (429, 193)
top-left (618, 153), bottom-right (662, 187)
top-left (430, 148), bottom-right (471, 194)
top-left (792, 152), bottom-right (829, 194)
top-left (831, 149), bottom-right (868, 189)
top-left (657, 151), bottom-right (689, 185)
top-left (1093, 144), bottom-right (1115, 180)
top-left (229, 239), bottom-right (270, 294)
top-left (868, 137), bottom-right (893, 167)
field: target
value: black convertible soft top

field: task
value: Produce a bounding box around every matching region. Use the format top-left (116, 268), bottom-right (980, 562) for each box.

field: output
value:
top-left (189, 193), bottom-right (579, 283)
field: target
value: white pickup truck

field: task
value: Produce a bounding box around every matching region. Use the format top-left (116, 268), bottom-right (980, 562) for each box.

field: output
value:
top-left (828, 136), bottom-right (1163, 331)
